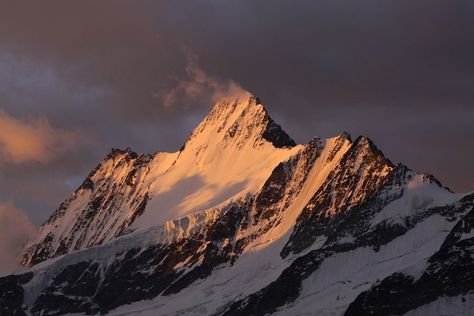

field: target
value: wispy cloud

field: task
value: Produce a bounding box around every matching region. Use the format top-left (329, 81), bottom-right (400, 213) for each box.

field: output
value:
top-left (162, 55), bottom-right (248, 108)
top-left (0, 201), bottom-right (37, 273)
top-left (0, 109), bottom-right (83, 165)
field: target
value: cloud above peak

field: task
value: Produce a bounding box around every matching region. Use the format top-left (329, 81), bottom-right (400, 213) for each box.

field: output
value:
top-left (0, 109), bottom-right (83, 165)
top-left (162, 56), bottom-right (248, 108)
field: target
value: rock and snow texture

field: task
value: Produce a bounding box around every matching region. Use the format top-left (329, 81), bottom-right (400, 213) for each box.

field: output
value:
top-left (20, 94), bottom-right (299, 266)
top-left (2, 95), bottom-right (472, 316)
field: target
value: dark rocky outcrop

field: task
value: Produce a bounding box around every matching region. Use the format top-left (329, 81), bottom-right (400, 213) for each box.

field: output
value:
top-left (345, 194), bottom-right (474, 316)
top-left (262, 119), bottom-right (296, 148)
top-left (0, 273), bottom-right (33, 316)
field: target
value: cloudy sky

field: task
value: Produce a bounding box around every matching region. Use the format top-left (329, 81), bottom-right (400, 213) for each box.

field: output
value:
top-left (0, 0), bottom-right (473, 231)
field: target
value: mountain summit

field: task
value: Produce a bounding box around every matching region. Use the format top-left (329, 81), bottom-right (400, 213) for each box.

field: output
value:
top-left (3, 96), bottom-right (473, 316)
top-left (180, 94), bottom-right (296, 151)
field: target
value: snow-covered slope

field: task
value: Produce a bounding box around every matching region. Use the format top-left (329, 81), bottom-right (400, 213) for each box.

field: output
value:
top-left (20, 94), bottom-right (299, 266)
top-left (2, 95), bottom-right (473, 316)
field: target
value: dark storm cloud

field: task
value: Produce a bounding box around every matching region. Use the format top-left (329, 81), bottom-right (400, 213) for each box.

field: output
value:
top-left (147, 0), bottom-right (474, 190)
top-left (0, 0), bottom-right (473, 225)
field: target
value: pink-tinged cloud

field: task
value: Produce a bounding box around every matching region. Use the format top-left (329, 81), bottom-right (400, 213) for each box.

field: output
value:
top-left (0, 109), bottom-right (82, 165)
top-left (0, 201), bottom-right (37, 273)
top-left (162, 56), bottom-right (248, 108)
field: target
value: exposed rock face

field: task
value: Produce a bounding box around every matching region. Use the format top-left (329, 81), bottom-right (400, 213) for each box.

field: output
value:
top-left (3, 96), bottom-right (472, 316)
top-left (281, 136), bottom-right (395, 257)
top-left (0, 273), bottom-right (33, 316)
top-left (20, 149), bottom-right (154, 266)
top-left (345, 194), bottom-right (474, 316)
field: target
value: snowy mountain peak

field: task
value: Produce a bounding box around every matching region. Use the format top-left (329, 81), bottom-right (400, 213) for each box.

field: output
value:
top-left (181, 94), bottom-right (295, 154)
